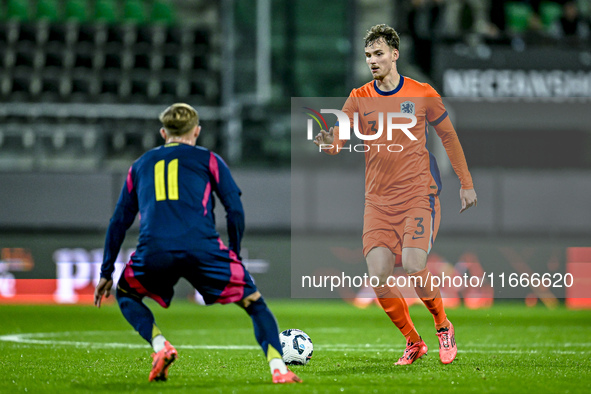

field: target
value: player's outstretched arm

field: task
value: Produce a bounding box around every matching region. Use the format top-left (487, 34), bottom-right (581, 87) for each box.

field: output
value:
top-left (94, 277), bottom-right (113, 308)
top-left (459, 188), bottom-right (477, 213)
top-left (313, 127), bottom-right (334, 147)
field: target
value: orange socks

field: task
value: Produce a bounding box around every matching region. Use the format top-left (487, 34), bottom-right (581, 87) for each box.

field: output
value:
top-left (373, 285), bottom-right (421, 343)
top-left (409, 267), bottom-right (448, 329)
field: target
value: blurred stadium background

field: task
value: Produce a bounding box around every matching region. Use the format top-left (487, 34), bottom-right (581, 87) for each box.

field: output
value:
top-left (1, 0), bottom-right (590, 305)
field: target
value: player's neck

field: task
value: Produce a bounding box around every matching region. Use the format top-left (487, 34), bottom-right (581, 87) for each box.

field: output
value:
top-left (166, 137), bottom-right (196, 146)
top-left (375, 72), bottom-right (401, 92)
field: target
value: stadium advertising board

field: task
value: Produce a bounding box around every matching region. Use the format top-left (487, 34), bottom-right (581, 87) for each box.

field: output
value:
top-left (434, 44), bottom-right (591, 98)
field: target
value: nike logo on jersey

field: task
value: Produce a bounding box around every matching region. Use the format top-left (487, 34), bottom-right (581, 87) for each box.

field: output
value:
top-left (363, 111), bottom-right (376, 116)
top-left (412, 235), bottom-right (424, 240)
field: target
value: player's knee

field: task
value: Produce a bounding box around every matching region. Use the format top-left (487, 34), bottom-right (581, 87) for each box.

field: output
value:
top-left (242, 294), bottom-right (267, 315)
top-left (237, 291), bottom-right (261, 309)
top-left (366, 263), bottom-right (392, 286)
top-left (365, 247), bottom-right (395, 285)
top-left (115, 284), bottom-right (126, 301)
top-left (402, 258), bottom-right (427, 274)
top-left (402, 248), bottom-right (428, 274)
top-left (370, 271), bottom-right (390, 287)
top-left (116, 281), bottom-right (142, 303)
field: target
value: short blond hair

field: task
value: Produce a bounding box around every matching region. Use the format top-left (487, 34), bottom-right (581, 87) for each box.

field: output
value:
top-left (159, 103), bottom-right (199, 136)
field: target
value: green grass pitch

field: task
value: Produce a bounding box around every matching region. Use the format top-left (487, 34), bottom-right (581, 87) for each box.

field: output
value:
top-left (1, 300), bottom-right (590, 393)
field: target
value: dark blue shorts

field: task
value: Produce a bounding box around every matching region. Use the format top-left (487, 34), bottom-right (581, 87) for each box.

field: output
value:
top-left (117, 238), bottom-right (257, 307)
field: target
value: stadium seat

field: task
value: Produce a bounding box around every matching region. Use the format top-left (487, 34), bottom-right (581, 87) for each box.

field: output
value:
top-left (540, 1), bottom-right (562, 29)
top-left (14, 42), bottom-right (36, 67)
top-left (2, 47), bottom-right (14, 69)
top-left (107, 24), bottom-right (137, 46)
top-left (7, 0), bottom-right (31, 21)
top-left (70, 69), bottom-right (90, 96)
top-left (148, 52), bottom-right (164, 71)
top-left (150, 0), bottom-right (175, 25)
top-left (118, 74), bottom-right (132, 98)
top-left (77, 23), bottom-right (105, 46)
top-left (165, 25), bottom-right (183, 45)
top-left (160, 74), bottom-right (177, 96)
top-left (136, 24), bottom-right (153, 45)
top-left (64, 0), bottom-right (89, 22)
top-left (133, 50), bottom-right (151, 69)
top-left (100, 70), bottom-right (120, 95)
top-left (192, 52), bottom-right (207, 69)
top-left (0, 23), bottom-right (19, 45)
top-left (193, 29), bottom-right (209, 46)
top-left (163, 52), bottom-right (180, 70)
top-left (73, 44), bottom-right (93, 68)
top-left (504, 2), bottom-right (533, 33)
top-left (29, 72), bottom-right (42, 97)
top-left (190, 78), bottom-right (207, 97)
top-left (139, 24), bottom-right (166, 47)
top-left (103, 45), bottom-right (124, 69)
top-left (94, 0), bottom-right (119, 24)
top-left (36, 0), bottom-right (60, 22)
top-left (18, 22), bottom-right (38, 43)
top-left (44, 42), bottom-right (65, 67)
top-left (11, 67), bottom-right (32, 97)
top-left (122, 0), bottom-right (146, 24)
top-left (130, 70), bottom-right (149, 95)
top-left (0, 72), bottom-right (13, 96)
top-left (41, 68), bottom-right (62, 97)
top-left (48, 23), bottom-right (77, 45)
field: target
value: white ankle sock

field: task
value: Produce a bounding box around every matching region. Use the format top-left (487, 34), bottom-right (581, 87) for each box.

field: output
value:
top-left (152, 335), bottom-right (166, 352)
top-left (269, 358), bottom-right (287, 374)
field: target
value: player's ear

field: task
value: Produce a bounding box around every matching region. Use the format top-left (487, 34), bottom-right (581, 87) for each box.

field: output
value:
top-left (392, 48), bottom-right (399, 62)
top-left (194, 125), bottom-right (201, 139)
top-left (159, 128), bottom-right (168, 140)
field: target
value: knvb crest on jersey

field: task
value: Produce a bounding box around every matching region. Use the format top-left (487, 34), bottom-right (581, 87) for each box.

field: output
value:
top-left (401, 101), bottom-right (415, 115)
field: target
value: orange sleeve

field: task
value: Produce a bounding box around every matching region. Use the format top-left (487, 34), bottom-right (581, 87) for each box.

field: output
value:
top-left (433, 116), bottom-right (474, 190)
top-left (322, 91), bottom-right (357, 155)
top-left (424, 85), bottom-right (473, 190)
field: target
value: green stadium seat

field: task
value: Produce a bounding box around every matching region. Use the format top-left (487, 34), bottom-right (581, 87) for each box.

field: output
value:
top-left (65, 0), bottom-right (89, 22)
top-left (94, 0), bottom-right (119, 23)
top-left (151, 0), bottom-right (175, 25)
top-left (122, 0), bottom-right (146, 24)
top-left (505, 2), bottom-right (533, 33)
top-left (7, 0), bottom-right (32, 21)
top-left (36, 0), bottom-right (60, 22)
top-left (540, 1), bottom-right (562, 28)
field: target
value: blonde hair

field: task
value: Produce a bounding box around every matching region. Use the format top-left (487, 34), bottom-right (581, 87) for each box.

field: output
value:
top-left (159, 103), bottom-right (199, 136)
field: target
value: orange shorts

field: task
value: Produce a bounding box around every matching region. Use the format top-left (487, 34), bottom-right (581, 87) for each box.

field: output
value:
top-left (362, 195), bottom-right (441, 257)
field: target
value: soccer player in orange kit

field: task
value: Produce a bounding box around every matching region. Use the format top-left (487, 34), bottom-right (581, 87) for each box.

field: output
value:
top-left (314, 24), bottom-right (477, 365)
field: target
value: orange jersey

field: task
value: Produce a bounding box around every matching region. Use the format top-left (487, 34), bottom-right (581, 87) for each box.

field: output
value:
top-left (325, 75), bottom-right (473, 206)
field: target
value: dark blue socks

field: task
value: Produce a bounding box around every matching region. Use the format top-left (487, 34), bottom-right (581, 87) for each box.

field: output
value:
top-left (117, 290), bottom-right (156, 344)
top-left (244, 296), bottom-right (283, 358)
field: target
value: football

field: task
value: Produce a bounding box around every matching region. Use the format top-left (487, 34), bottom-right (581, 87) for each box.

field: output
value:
top-left (279, 329), bottom-right (314, 365)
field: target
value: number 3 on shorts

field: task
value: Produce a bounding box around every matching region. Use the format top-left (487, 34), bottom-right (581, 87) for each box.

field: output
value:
top-left (414, 217), bottom-right (424, 235)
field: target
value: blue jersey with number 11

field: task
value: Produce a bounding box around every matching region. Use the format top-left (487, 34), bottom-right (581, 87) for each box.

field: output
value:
top-left (100, 143), bottom-right (244, 279)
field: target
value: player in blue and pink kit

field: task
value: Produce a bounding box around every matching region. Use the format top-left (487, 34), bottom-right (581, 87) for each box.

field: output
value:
top-left (94, 103), bottom-right (301, 384)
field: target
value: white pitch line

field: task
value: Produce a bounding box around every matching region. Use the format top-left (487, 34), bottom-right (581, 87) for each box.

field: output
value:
top-left (1, 332), bottom-right (590, 354)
